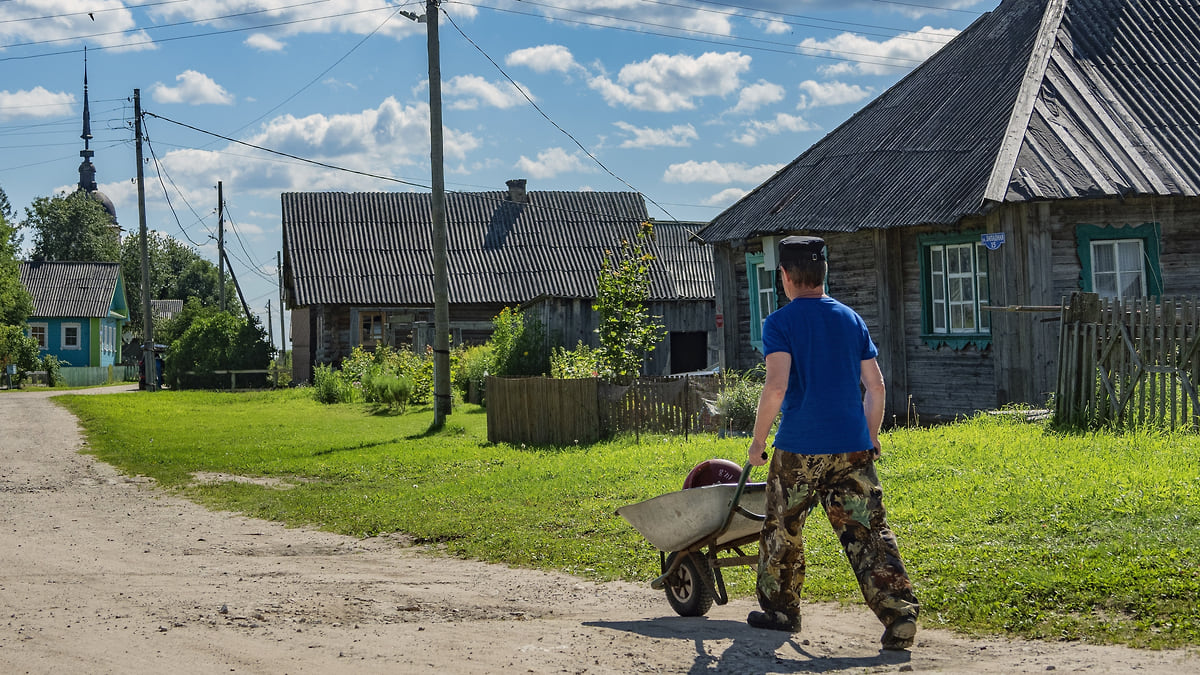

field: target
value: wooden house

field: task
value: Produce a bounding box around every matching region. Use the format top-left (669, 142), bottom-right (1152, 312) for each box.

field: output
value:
top-left (19, 261), bottom-right (128, 368)
top-left (282, 182), bottom-right (715, 383)
top-left (695, 0), bottom-right (1200, 421)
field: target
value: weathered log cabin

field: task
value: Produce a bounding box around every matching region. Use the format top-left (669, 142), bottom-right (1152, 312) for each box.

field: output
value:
top-left (695, 0), bottom-right (1200, 421)
top-left (282, 182), bottom-right (715, 383)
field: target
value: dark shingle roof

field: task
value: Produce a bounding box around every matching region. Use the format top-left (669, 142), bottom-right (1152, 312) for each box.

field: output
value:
top-left (20, 261), bottom-right (123, 318)
top-left (698, 0), bottom-right (1200, 243)
top-left (282, 191), bottom-right (713, 307)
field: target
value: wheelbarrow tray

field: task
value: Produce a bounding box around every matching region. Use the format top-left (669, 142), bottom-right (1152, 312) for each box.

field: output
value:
top-left (616, 481), bottom-right (767, 553)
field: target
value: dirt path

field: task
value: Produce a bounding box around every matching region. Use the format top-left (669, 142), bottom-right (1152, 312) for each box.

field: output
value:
top-left (1, 385), bottom-right (1196, 674)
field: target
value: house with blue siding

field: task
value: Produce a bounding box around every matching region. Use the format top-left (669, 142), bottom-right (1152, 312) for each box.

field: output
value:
top-left (20, 261), bottom-right (128, 367)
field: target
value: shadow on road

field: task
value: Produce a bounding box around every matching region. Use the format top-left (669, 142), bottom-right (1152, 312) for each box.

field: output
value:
top-left (585, 617), bottom-right (911, 674)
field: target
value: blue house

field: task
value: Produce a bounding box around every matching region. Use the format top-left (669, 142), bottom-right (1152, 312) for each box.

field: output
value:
top-left (19, 261), bottom-right (128, 367)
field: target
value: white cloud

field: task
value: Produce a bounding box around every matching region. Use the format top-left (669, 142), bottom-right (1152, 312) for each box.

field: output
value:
top-left (703, 187), bottom-right (749, 206)
top-left (506, 44), bottom-right (580, 74)
top-left (589, 52), bottom-right (751, 112)
top-left (663, 160), bottom-right (783, 184)
top-left (800, 27), bottom-right (959, 76)
top-left (0, 2), bottom-right (154, 52)
top-left (151, 71), bottom-right (234, 105)
top-left (444, 75), bottom-right (532, 110)
top-left (727, 80), bottom-right (785, 115)
top-left (796, 80), bottom-right (872, 109)
top-left (732, 113), bottom-right (816, 146)
top-left (514, 147), bottom-right (591, 179)
top-left (146, 97), bottom-right (480, 200)
top-left (245, 33), bottom-right (285, 51)
top-left (0, 87), bottom-right (74, 121)
top-left (613, 122), bottom-right (698, 149)
top-left (145, 1), bottom-right (424, 41)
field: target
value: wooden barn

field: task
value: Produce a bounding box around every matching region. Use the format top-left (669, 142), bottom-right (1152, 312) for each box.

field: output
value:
top-left (282, 181), bottom-right (715, 383)
top-left (695, 0), bottom-right (1200, 421)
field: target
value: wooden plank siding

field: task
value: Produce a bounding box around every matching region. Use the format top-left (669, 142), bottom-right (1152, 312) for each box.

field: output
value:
top-left (524, 296), bottom-right (717, 375)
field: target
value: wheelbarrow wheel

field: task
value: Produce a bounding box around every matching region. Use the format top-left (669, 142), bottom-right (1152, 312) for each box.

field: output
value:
top-left (663, 551), bottom-right (715, 617)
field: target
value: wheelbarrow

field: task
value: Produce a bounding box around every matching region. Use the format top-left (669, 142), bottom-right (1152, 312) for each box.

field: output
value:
top-left (616, 463), bottom-right (765, 616)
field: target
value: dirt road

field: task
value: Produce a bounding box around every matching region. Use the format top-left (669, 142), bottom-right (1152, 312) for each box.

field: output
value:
top-left (1, 386), bottom-right (1195, 673)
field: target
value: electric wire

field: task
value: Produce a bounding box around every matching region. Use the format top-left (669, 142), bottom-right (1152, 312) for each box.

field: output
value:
top-left (0, 3), bottom-right (393, 62)
top-left (0, 0), bottom-right (191, 25)
top-left (145, 132), bottom-right (209, 248)
top-left (455, 0), bottom-right (927, 68)
top-left (440, 6), bottom-right (681, 222)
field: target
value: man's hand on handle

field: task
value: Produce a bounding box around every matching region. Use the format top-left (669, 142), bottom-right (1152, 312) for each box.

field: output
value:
top-left (748, 438), bottom-right (769, 467)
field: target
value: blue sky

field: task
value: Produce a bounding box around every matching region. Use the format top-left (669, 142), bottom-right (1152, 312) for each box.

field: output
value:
top-left (0, 0), bottom-right (993, 347)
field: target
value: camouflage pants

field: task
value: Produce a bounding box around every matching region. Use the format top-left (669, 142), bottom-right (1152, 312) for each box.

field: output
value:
top-left (756, 449), bottom-right (919, 627)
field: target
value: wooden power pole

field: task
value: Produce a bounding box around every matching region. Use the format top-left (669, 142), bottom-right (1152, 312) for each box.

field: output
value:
top-left (133, 89), bottom-right (157, 391)
top-left (217, 181), bottom-right (226, 312)
top-left (426, 0), bottom-right (452, 426)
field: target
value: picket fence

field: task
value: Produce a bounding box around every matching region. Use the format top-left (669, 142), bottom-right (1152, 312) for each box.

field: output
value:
top-left (1055, 293), bottom-right (1200, 430)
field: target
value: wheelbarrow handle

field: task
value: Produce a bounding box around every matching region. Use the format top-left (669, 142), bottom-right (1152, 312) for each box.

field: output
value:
top-left (716, 462), bottom-right (756, 536)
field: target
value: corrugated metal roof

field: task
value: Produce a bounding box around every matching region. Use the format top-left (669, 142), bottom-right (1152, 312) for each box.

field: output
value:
top-left (282, 191), bottom-right (714, 307)
top-left (19, 261), bottom-right (122, 319)
top-left (699, 0), bottom-right (1200, 243)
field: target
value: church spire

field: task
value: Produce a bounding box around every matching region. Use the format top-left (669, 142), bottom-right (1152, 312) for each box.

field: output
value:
top-left (78, 47), bottom-right (97, 192)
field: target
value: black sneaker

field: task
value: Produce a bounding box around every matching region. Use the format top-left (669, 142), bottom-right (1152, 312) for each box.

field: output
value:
top-left (747, 610), bottom-right (801, 632)
top-left (881, 617), bottom-right (917, 650)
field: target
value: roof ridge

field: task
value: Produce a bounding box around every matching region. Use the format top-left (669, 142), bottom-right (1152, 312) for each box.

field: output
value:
top-left (983, 0), bottom-right (1068, 203)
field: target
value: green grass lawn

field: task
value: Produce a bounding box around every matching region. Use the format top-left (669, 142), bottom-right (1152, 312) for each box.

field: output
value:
top-left (59, 389), bottom-right (1200, 649)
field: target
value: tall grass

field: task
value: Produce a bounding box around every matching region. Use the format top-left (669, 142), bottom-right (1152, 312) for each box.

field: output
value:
top-left (58, 391), bottom-right (1200, 648)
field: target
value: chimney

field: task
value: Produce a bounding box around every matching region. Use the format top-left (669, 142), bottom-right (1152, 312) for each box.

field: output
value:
top-left (506, 178), bottom-right (528, 203)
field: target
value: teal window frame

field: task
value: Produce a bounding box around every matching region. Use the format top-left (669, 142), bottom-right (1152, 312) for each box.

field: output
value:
top-left (918, 231), bottom-right (992, 350)
top-left (1075, 223), bottom-right (1162, 299)
top-left (745, 252), bottom-right (777, 353)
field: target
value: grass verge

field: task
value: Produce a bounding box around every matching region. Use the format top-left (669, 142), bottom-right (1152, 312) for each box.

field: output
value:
top-left (59, 389), bottom-right (1200, 648)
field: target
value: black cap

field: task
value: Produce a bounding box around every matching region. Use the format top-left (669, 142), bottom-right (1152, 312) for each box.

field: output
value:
top-left (778, 235), bottom-right (826, 265)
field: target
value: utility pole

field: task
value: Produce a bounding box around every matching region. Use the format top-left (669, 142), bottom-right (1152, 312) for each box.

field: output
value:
top-left (277, 250), bottom-right (286, 355)
top-left (426, 0), bottom-right (452, 426)
top-left (133, 89), bottom-right (157, 392)
top-left (266, 300), bottom-right (274, 351)
top-left (217, 181), bottom-right (226, 312)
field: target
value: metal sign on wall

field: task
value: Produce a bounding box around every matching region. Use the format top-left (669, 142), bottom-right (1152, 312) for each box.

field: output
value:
top-left (981, 232), bottom-right (1006, 250)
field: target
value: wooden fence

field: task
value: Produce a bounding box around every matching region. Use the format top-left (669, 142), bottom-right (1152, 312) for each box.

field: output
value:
top-left (1055, 293), bottom-right (1200, 430)
top-left (486, 374), bottom-right (722, 446)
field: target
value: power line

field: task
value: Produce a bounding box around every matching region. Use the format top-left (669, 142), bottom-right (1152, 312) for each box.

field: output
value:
top-left (0, 0), bottom-right (191, 25)
top-left (635, 0), bottom-right (955, 44)
top-left (145, 133), bottom-right (209, 248)
top-left (454, 0), bottom-right (927, 68)
top-left (441, 7), bottom-right (680, 222)
top-left (869, 0), bottom-right (983, 15)
top-left (0, 3), bottom-right (395, 62)
top-left (219, 2), bottom-right (416, 143)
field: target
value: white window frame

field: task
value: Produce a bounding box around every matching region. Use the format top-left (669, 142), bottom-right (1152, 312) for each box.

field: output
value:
top-left (928, 242), bottom-right (990, 336)
top-left (745, 253), bottom-right (777, 352)
top-left (28, 323), bottom-right (48, 349)
top-left (61, 323), bottom-right (81, 350)
top-left (1090, 238), bottom-right (1146, 300)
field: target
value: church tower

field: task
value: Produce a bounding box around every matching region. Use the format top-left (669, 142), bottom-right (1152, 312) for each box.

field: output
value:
top-left (77, 48), bottom-right (119, 237)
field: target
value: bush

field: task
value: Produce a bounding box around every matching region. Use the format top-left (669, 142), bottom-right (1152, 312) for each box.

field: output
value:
top-left (453, 344), bottom-right (493, 402)
top-left (367, 372), bottom-right (414, 412)
top-left (338, 345), bottom-right (433, 407)
top-left (41, 354), bottom-right (62, 387)
top-left (715, 367), bottom-right (765, 433)
top-left (312, 363), bottom-right (354, 404)
top-left (490, 307), bottom-right (548, 378)
top-left (165, 312), bottom-right (272, 389)
top-left (550, 341), bottom-right (601, 379)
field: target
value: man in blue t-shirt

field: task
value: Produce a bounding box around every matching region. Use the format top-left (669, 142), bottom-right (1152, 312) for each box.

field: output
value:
top-left (745, 235), bottom-right (920, 651)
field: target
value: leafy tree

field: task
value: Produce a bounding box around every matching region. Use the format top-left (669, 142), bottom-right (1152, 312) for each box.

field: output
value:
top-left (119, 233), bottom-right (235, 342)
top-left (0, 186), bottom-right (32, 325)
top-left (24, 191), bottom-right (119, 262)
top-left (0, 324), bottom-right (39, 385)
top-left (593, 221), bottom-right (664, 384)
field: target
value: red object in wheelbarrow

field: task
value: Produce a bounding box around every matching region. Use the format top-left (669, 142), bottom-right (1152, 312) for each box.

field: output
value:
top-left (616, 462), bottom-right (766, 617)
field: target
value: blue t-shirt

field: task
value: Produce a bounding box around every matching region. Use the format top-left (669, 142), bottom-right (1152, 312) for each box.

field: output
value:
top-left (761, 296), bottom-right (878, 455)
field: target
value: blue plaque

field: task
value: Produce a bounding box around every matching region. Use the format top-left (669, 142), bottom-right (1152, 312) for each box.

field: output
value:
top-left (981, 232), bottom-right (1006, 250)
